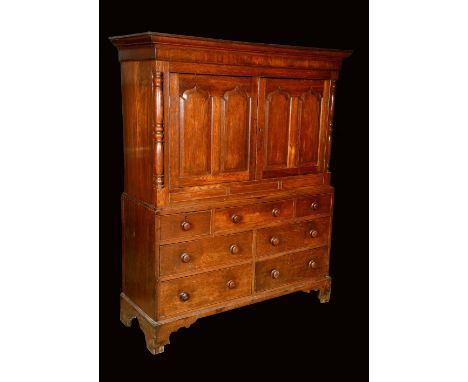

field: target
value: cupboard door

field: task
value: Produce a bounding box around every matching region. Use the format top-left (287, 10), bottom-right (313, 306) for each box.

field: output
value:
top-left (257, 78), bottom-right (329, 179)
top-left (169, 74), bottom-right (257, 188)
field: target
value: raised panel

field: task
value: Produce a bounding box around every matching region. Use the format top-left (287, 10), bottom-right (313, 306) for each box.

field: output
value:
top-left (258, 78), bottom-right (327, 179)
top-left (170, 74), bottom-right (258, 188)
top-left (297, 91), bottom-right (321, 167)
top-left (265, 89), bottom-right (291, 168)
top-left (220, 88), bottom-right (251, 172)
top-left (179, 86), bottom-right (212, 177)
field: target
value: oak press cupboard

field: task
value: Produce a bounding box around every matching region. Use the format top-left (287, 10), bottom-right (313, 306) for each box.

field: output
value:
top-left (110, 32), bottom-right (351, 354)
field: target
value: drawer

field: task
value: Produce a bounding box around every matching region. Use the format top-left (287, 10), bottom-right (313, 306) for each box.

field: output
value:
top-left (160, 231), bottom-right (253, 276)
top-left (159, 264), bottom-right (252, 317)
top-left (214, 199), bottom-right (293, 232)
top-left (296, 193), bottom-right (332, 218)
top-left (256, 217), bottom-right (330, 257)
top-left (160, 211), bottom-right (211, 241)
top-left (255, 247), bottom-right (329, 292)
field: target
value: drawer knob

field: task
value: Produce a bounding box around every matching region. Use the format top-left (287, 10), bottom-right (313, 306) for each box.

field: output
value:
top-left (181, 221), bottom-right (191, 231)
top-left (270, 236), bottom-right (280, 246)
top-left (229, 244), bottom-right (239, 254)
top-left (227, 280), bottom-right (236, 289)
top-left (179, 291), bottom-right (190, 302)
top-left (308, 260), bottom-right (317, 269)
top-left (272, 208), bottom-right (281, 217)
top-left (310, 201), bottom-right (319, 210)
top-left (309, 229), bottom-right (319, 238)
top-left (231, 214), bottom-right (241, 224)
top-left (180, 253), bottom-right (191, 263)
top-left (271, 269), bottom-right (280, 279)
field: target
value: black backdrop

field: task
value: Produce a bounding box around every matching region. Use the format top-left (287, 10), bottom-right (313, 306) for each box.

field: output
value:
top-left (100, 1), bottom-right (368, 380)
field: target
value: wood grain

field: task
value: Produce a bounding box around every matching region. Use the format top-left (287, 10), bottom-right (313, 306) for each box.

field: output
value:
top-left (159, 264), bottom-right (252, 318)
top-left (111, 32), bottom-right (349, 354)
top-left (159, 210), bottom-right (211, 241)
top-left (256, 217), bottom-right (331, 257)
top-left (109, 32), bottom-right (352, 70)
top-left (169, 74), bottom-right (257, 187)
top-left (121, 194), bottom-right (156, 319)
top-left (295, 193), bottom-right (333, 217)
top-left (255, 247), bottom-right (329, 292)
top-left (160, 231), bottom-right (253, 276)
top-left (213, 199), bottom-right (294, 232)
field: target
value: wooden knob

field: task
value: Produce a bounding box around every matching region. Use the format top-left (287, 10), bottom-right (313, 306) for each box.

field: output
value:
top-left (180, 253), bottom-right (191, 263)
top-left (231, 214), bottom-right (241, 224)
top-left (226, 280), bottom-right (236, 289)
top-left (179, 291), bottom-right (190, 301)
top-left (272, 208), bottom-right (281, 217)
top-left (271, 269), bottom-right (280, 279)
top-left (230, 244), bottom-right (239, 254)
top-left (181, 221), bottom-right (191, 231)
top-left (310, 201), bottom-right (319, 210)
top-left (308, 259), bottom-right (317, 269)
top-left (309, 229), bottom-right (319, 238)
top-left (270, 236), bottom-right (280, 246)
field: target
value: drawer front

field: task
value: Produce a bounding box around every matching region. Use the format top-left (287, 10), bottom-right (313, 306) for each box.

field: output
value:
top-left (255, 247), bottom-right (328, 292)
top-left (160, 231), bottom-right (253, 276)
top-left (160, 211), bottom-right (211, 241)
top-left (214, 200), bottom-right (294, 232)
top-left (159, 264), bottom-right (252, 317)
top-left (256, 217), bottom-right (330, 257)
top-left (296, 193), bottom-right (332, 218)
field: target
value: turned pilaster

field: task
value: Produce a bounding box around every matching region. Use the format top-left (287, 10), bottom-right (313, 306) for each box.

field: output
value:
top-left (325, 80), bottom-right (337, 172)
top-left (152, 70), bottom-right (164, 190)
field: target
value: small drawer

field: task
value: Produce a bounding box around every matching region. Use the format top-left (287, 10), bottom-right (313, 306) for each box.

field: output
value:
top-left (160, 231), bottom-right (253, 276)
top-left (214, 199), bottom-right (293, 232)
top-left (255, 247), bottom-right (328, 292)
top-left (256, 217), bottom-right (330, 257)
top-left (159, 264), bottom-right (252, 317)
top-left (296, 193), bottom-right (332, 218)
top-left (159, 211), bottom-right (211, 241)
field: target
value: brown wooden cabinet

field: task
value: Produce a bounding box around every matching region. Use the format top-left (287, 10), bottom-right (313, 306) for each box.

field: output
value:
top-left (110, 32), bottom-right (350, 354)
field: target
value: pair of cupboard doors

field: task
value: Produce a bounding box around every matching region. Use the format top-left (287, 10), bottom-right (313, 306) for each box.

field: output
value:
top-left (169, 73), bottom-right (333, 188)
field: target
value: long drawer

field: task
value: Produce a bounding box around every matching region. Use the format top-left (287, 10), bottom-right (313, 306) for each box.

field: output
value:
top-left (255, 247), bottom-right (328, 292)
top-left (213, 199), bottom-right (294, 232)
top-left (256, 217), bottom-right (330, 257)
top-left (159, 264), bottom-right (252, 317)
top-left (160, 231), bottom-right (253, 276)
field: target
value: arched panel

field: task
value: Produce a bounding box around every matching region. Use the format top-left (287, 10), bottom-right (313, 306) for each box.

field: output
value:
top-left (169, 73), bottom-right (257, 188)
top-left (220, 87), bottom-right (251, 172)
top-left (265, 88), bottom-right (291, 168)
top-left (179, 85), bottom-right (212, 177)
top-left (297, 90), bottom-right (322, 167)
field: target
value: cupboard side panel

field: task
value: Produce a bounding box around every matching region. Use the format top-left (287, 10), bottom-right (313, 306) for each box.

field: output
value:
top-left (120, 61), bottom-right (154, 203)
top-left (122, 196), bottom-right (156, 319)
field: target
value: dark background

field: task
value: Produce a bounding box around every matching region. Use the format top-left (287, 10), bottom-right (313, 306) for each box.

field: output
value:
top-left (100, 1), bottom-right (368, 380)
